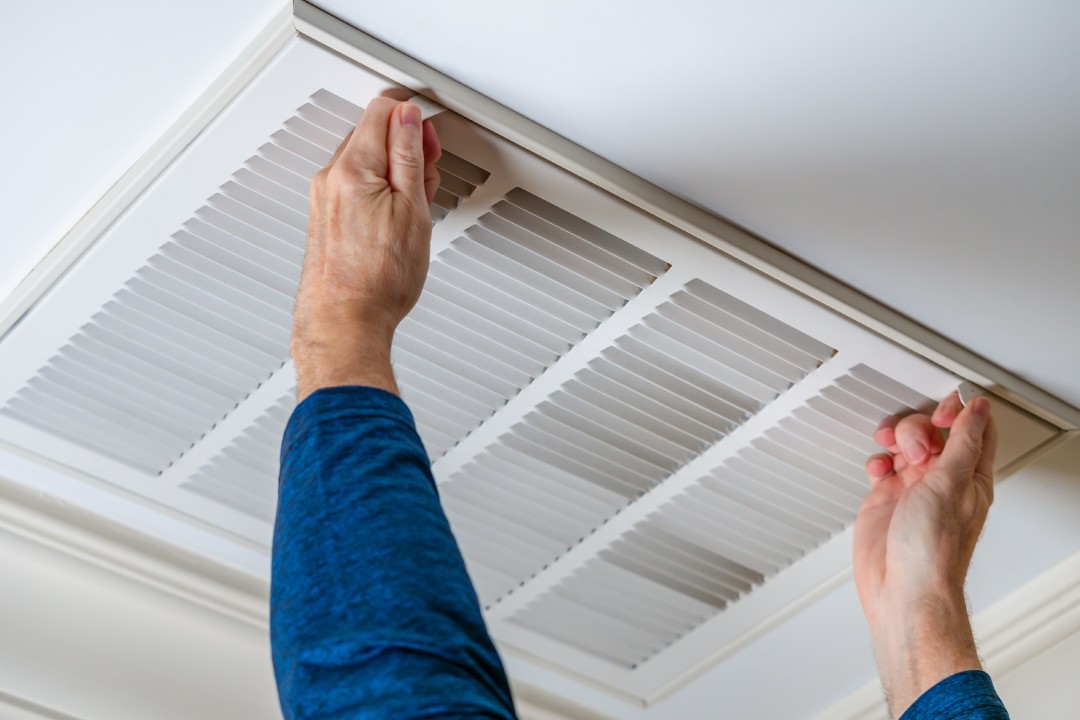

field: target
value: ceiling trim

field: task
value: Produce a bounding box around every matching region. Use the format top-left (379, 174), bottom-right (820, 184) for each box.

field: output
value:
top-left (0, 5), bottom-right (296, 346)
top-left (0, 471), bottom-right (268, 630)
top-left (293, 0), bottom-right (1079, 431)
top-left (812, 520), bottom-right (1080, 720)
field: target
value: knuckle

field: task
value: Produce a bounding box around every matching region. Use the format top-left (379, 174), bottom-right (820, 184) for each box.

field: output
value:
top-left (324, 163), bottom-right (358, 189)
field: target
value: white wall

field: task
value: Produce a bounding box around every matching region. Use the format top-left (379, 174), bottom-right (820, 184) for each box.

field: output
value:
top-left (996, 629), bottom-right (1080, 718)
top-left (0, 527), bottom-right (279, 720)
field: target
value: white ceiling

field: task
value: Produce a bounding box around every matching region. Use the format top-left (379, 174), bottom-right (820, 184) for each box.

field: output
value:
top-left (0, 0), bottom-right (286, 306)
top-left (316, 0), bottom-right (1080, 411)
top-left (3, 2), bottom-right (1079, 718)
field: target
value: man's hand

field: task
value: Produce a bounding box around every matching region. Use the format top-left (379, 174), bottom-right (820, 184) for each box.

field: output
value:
top-left (854, 391), bottom-right (997, 718)
top-left (292, 98), bottom-right (441, 402)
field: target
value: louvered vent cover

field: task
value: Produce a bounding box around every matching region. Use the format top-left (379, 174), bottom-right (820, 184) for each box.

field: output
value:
top-left (0, 37), bottom-right (1055, 707)
top-left (444, 279), bottom-right (834, 606)
top-left (1, 90), bottom-right (491, 474)
top-left (184, 392), bottom-right (295, 522)
top-left (505, 365), bottom-right (927, 668)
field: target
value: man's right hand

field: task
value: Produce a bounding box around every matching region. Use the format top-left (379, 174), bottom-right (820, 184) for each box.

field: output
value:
top-left (853, 391), bottom-right (998, 718)
top-left (291, 97), bottom-right (442, 403)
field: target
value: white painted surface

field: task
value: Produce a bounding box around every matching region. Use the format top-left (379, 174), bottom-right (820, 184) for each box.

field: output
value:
top-left (997, 628), bottom-right (1080, 718)
top-left (0, 527), bottom-right (279, 720)
top-left (0, 0), bottom-right (287, 303)
top-left (315, 0), bottom-right (1080, 409)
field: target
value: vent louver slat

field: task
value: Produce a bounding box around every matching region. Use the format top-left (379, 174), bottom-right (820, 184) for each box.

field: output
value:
top-left (506, 365), bottom-right (930, 667)
top-left (430, 150), bottom-right (489, 218)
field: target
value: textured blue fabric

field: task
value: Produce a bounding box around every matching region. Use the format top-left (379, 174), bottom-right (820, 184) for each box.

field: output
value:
top-left (901, 670), bottom-right (1010, 719)
top-left (271, 386), bottom-right (516, 719)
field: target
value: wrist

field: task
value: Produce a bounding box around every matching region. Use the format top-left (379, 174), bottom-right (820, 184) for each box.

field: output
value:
top-left (872, 589), bottom-right (981, 718)
top-left (291, 328), bottom-right (398, 402)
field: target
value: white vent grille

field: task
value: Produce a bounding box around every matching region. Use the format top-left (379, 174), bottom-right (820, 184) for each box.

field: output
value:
top-left (184, 392), bottom-right (296, 522)
top-left (179, 186), bottom-right (669, 507)
top-left (404, 189), bottom-right (667, 457)
top-left (444, 279), bottom-right (835, 605)
top-left (505, 365), bottom-right (930, 667)
top-left (0, 91), bottom-right (497, 473)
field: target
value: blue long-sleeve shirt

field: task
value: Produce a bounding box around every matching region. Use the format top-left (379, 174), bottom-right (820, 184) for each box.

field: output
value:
top-left (270, 386), bottom-right (1011, 719)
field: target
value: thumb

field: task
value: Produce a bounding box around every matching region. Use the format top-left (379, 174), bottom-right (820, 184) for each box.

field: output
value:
top-left (387, 102), bottom-right (426, 204)
top-left (936, 396), bottom-right (991, 484)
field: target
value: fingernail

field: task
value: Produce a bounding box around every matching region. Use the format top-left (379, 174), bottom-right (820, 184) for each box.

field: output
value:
top-left (973, 396), bottom-right (990, 417)
top-left (903, 440), bottom-right (928, 464)
top-left (401, 102), bottom-right (421, 128)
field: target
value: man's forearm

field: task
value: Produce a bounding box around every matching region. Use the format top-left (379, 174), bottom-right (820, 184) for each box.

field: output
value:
top-left (292, 327), bottom-right (397, 402)
top-left (854, 395), bottom-right (1003, 718)
top-left (873, 591), bottom-right (982, 717)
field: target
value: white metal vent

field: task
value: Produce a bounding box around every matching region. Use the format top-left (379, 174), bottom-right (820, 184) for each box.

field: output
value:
top-left (0, 32), bottom-right (1059, 713)
top-left (0, 92), bottom-right (501, 473)
top-left (184, 392), bottom-right (296, 522)
top-left (180, 188), bottom-right (668, 515)
top-left (399, 188), bottom-right (666, 458)
top-left (505, 365), bottom-right (929, 668)
top-left (443, 279), bottom-right (834, 605)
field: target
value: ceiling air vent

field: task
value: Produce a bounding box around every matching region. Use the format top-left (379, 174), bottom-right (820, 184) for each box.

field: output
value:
top-left (504, 365), bottom-right (929, 668)
top-left (0, 15), bottom-right (1062, 714)
top-left (444, 278), bottom-right (835, 606)
top-left (1, 88), bottom-right (492, 474)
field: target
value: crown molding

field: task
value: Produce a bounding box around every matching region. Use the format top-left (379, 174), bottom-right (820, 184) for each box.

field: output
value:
top-left (0, 470), bottom-right (268, 630)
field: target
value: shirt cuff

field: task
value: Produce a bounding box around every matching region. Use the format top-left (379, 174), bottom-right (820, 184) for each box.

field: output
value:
top-left (900, 670), bottom-right (1009, 720)
top-left (281, 386), bottom-right (417, 464)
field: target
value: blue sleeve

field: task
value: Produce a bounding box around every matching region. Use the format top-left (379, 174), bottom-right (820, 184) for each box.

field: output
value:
top-left (270, 386), bottom-right (517, 720)
top-left (901, 670), bottom-right (1010, 720)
